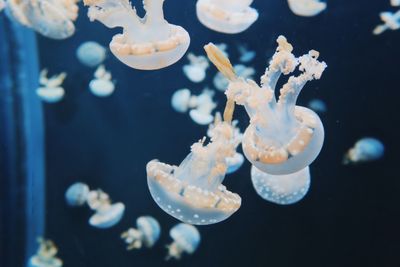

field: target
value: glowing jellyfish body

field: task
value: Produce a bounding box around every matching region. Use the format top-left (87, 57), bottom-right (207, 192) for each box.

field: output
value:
top-left (0, 0), bottom-right (5, 11)
top-left (308, 98), bottom-right (327, 113)
top-left (30, 238), bottom-right (63, 267)
top-left (36, 69), bottom-right (66, 103)
top-left (166, 223), bottom-right (200, 260)
top-left (76, 41), bottom-right (106, 67)
top-left (147, 121), bottom-right (241, 225)
top-left (65, 182), bottom-right (90, 207)
top-left (196, 0), bottom-right (258, 34)
top-left (214, 64), bottom-right (255, 91)
top-left (343, 137), bottom-right (385, 164)
top-left (391, 0), bottom-right (400, 7)
top-left (182, 53), bottom-right (210, 83)
top-left (287, 0), bottom-right (327, 17)
top-left (373, 10), bottom-right (400, 35)
top-left (251, 165), bottom-right (310, 205)
top-left (205, 36), bottom-right (327, 175)
top-left (238, 44), bottom-right (256, 63)
top-left (84, 0), bottom-right (190, 70)
top-left (121, 216), bottom-right (161, 250)
top-left (89, 65), bottom-right (115, 97)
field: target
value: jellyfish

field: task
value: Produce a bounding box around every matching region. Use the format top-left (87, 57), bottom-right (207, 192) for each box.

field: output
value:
top-left (205, 36), bottom-right (327, 175)
top-left (343, 137), bottom-right (385, 164)
top-left (287, 0), bottom-right (327, 17)
top-left (29, 238), bottom-right (63, 267)
top-left (391, 0), bottom-right (400, 7)
top-left (182, 53), bottom-right (210, 83)
top-left (76, 41), bottom-right (107, 67)
top-left (196, 0), bottom-right (258, 34)
top-left (83, 0), bottom-right (190, 70)
top-left (65, 182), bottom-right (90, 207)
top-left (237, 44), bottom-right (256, 63)
top-left (36, 69), bottom-right (66, 103)
top-left (373, 10), bottom-right (400, 35)
top-left (0, 0), bottom-right (6, 12)
top-left (121, 216), bottom-right (161, 250)
top-left (165, 223), bottom-right (200, 260)
top-left (171, 88), bottom-right (193, 113)
top-left (308, 98), bottom-right (327, 113)
top-left (213, 64), bottom-right (255, 92)
top-left (89, 65), bottom-right (115, 97)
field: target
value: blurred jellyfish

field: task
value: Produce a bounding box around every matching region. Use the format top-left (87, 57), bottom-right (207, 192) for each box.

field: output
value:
top-left (343, 137), bottom-right (385, 164)
top-left (0, 0), bottom-right (5, 12)
top-left (65, 182), bottom-right (90, 207)
top-left (205, 36), bottom-right (327, 175)
top-left (166, 223), bottom-right (200, 260)
top-left (36, 69), bottom-right (66, 103)
top-left (182, 53), bottom-right (210, 83)
top-left (237, 44), bottom-right (256, 63)
top-left (251, 165), bottom-right (311, 205)
top-left (29, 238), bottom-right (63, 267)
top-left (76, 41), bottom-right (107, 67)
top-left (215, 43), bottom-right (229, 57)
top-left (391, 0), bottom-right (400, 7)
top-left (171, 88), bottom-right (193, 113)
top-left (213, 64), bottom-right (255, 91)
top-left (308, 98), bottom-right (327, 113)
top-left (89, 65), bottom-right (115, 97)
top-left (196, 0), bottom-right (258, 34)
top-left (287, 0), bottom-right (327, 17)
top-left (373, 10), bottom-right (400, 35)
top-left (121, 216), bottom-right (161, 250)
top-left (83, 0), bottom-right (190, 70)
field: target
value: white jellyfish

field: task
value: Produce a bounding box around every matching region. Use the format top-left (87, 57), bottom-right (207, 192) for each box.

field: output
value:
top-left (196, 0), bottom-right (258, 34)
top-left (89, 65), bottom-right (115, 97)
top-left (205, 36), bottom-right (327, 175)
top-left (65, 182), bottom-right (90, 207)
top-left (287, 0), bottom-right (327, 17)
top-left (308, 98), bottom-right (327, 113)
top-left (76, 41), bottom-right (107, 67)
top-left (29, 238), bottom-right (63, 267)
top-left (36, 69), bottom-right (66, 103)
top-left (391, 0), bottom-right (400, 7)
top-left (251, 165), bottom-right (311, 205)
top-left (83, 0), bottom-right (190, 70)
top-left (166, 223), bottom-right (200, 260)
top-left (237, 44), bottom-right (256, 63)
top-left (121, 216), bottom-right (161, 250)
top-left (373, 10), bottom-right (400, 35)
top-left (343, 137), bottom-right (385, 164)
top-left (182, 53), bottom-right (210, 83)
top-left (171, 88), bottom-right (193, 113)
top-left (213, 64), bottom-right (255, 92)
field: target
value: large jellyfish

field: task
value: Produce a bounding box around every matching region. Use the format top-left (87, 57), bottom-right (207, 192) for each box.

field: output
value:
top-left (343, 137), bottom-right (385, 164)
top-left (213, 64), bottom-right (255, 91)
top-left (29, 238), bottom-right (63, 267)
top-left (196, 0), bottom-right (258, 34)
top-left (166, 223), bottom-right (200, 260)
top-left (36, 69), bottom-right (66, 103)
top-left (373, 10), bottom-right (400, 35)
top-left (287, 0), bottom-right (327, 17)
top-left (121, 216), bottom-right (161, 250)
top-left (182, 53), bottom-right (210, 83)
top-left (205, 36), bottom-right (327, 175)
top-left (76, 41), bottom-right (107, 67)
top-left (89, 65), bottom-right (116, 97)
top-left (83, 0), bottom-right (190, 70)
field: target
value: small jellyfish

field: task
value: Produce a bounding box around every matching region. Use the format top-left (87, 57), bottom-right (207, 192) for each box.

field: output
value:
top-left (373, 10), bottom-right (400, 35)
top-left (36, 69), bottom-right (66, 103)
top-left (308, 98), bottom-right (327, 113)
top-left (391, 0), bottom-right (400, 7)
top-left (171, 88), bottom-right (193, 113)
top-left (182, 53), bottom-right (210, 83)
top-left (29, 238), bottom-right (63, 267)
top-left (251, 165), bottom-right (311, 205)
top-left (83, 0), bottom-right (190, 70)
top-left (205, 36), bottom-right (327, 175)
top-left (213, 64), bottom-right (255, 92)
top-left (165, 223), bottom-right (200, 260)
top-left (86, 189), bottom-right (125, 229)
top-left (65, 182), bottom-right (90, 207)
top-left (196, 0), bottom-right (259, 34)
top-left (237, 44), bottom-right (256, 63)
top-left (89, 65), bottom-right (115, 97)
top-left (343, 137), bottom-right (385, 164)
top-left (76, 41), bottom-right (107, 67)
top-left (287, 0), bottom-right (327, 17)
top-left (121, 216), bottom-right (161, 250)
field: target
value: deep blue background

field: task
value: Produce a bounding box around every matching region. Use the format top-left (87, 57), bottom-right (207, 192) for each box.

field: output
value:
top-left (37, 1), bottom-right (400, 266)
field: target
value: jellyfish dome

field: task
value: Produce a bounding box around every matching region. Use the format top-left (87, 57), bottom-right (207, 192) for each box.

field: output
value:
top-left (391, 0), bottom-right (400, 7)
top-left (76, 41), bottom-right (107, 67)
top-left (166, 223), bottom-right (200, 260)
top-left (121, 216), bottom-right (161, 250)
top-left (238, 44), bottom-right (256, 63)
top-left (308, 98), bottom-right (327, 113)
top-left (343, 137), bottom-right (385, 164)
top-left (171, 89), bottom-right (192, 113)
top-left (65, 182), bottom-right (90, 207)
top-left (89, 65), bottom-right (115, 97)
top-left (30, 238), bottom-right (63, 267)
top-left (83, 0), bottom-right (190, 70)
top-left (36, 70), bottom-right (66, 103)
top-left (251, 165), bottom-right (311, 205)
top-left (196, 0), bottom-right (258, 34)
top-left (287, 0), bottom-right (327, 17)
top-left (183, 53), bottom-right (210, 83)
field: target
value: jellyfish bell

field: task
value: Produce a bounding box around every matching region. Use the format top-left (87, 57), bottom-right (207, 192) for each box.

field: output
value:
top-left (89, 65), bottom-right (115, 97)
top-left (287, 0), bottom-right (327, 17)
top-left (343, 137), bottom-right (385, 164)
top-left (183, 53), bottom-right (209, 83)
top-left (308, 98), bottom-right (327, 113)
top-left (76, 41), bottom-right (107, 67)
top-left (391, 0), bottom-right (400, 7)
top-left (237, 44), bottom-right (256, 63)
top-left (121, 216), bottom-right (161, 250)
top-left (84, 0), bottom-right (190, 70)
top-left (171, 88), bottom-right (192, 113)
top-left (65, 182), bottom-right (90, 207)
top-left (36, 69), bottom-right (67, 103)
top-left (196, 0), bottom-right (258, 34)
top-left (30, 238), bottom-right (63, 267)
top-left (189, 109), bottom-right (214, 125)
top-left (187, 89), bottom-right (216, 125)
top-left (166, 223), bottom-right (200, 260)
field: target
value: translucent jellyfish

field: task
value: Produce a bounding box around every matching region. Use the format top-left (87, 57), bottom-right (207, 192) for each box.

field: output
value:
top-left (83, 0), bottom-right (190, 70)
top-left (86, 189), bottom-right (125, 229)
top-left (165, 223), bottom-right (200, 260)
top-left (308, 98), bottom-right (327, 113)
top-left (343, 137), bottom-right (385, 164)
top-left (391, 0), bottom-right (400, 7)
top-left (373, 10), bottom-right (400, 35)
top-left (29, 238), bottom-right (63, 267)
top-left (36, 69), bottom-right (66, 103)
top-left (171, 88), bottom-right (193, 113)
top-left (237, 44), bottom-right (256, 63)
top-left (121, 216), bottom-right (161, 250)
top-left (65, 182), bottom-right (90, 207)
top-left (182, 53), bottom-right (210, 83)
top-left (89, 65), bottom-right (115, 97)
top-left (76, 41), bottom-right (107, 67)
top-left (213, 64), bottom-right (255, 91)
top-left (287, 0), bottom-right (327, 17)
top-left (196, 0), bottom-right (259, 34)
top-left (251, 165), bottom-right (310, 205)
top-left (205, 36), bottom-right (327, 175)
top-left (147, 109), bottom-right (242, 225)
